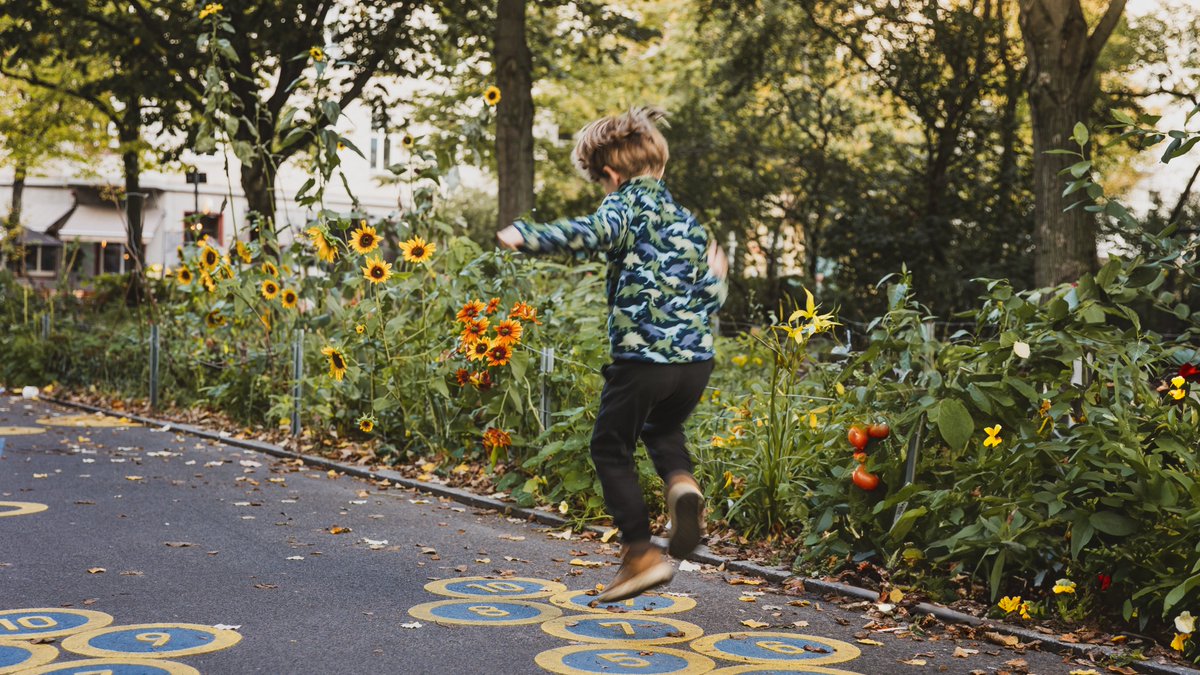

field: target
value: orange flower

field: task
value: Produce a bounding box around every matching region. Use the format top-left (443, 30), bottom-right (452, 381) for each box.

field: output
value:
top-left (456, 299), bottom-right (486, 324)
top-left (509, 301), bottom-right (541, 325)
top-left (493, 319), bottom-right (523, 346)
top-left (467, 340), bottom-right (491, 362)
top-left (482, 427), bottom-right (511, 451)
top-left (469, 371), bottom-right (493, 390)
top-left (461, 318), bottom-right (490, 345)
top-left (486, 339), bottom-right (512, 367)
top-left (454, 368), bottom-right (471, 386)
top-left (485, 297), bottom-right (501, 315)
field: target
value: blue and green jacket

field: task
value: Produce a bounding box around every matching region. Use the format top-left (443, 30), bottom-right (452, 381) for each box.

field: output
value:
top-left (513, 176), bottom-right (727, 364)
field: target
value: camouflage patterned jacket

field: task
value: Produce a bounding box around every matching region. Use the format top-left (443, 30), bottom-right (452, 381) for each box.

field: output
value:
top-left (513, 176), bottom-right (727, 363)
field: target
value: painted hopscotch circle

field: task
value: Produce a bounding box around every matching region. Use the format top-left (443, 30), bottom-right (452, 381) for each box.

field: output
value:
top-left (36, 415), bottom-right (139, 428)
top-left (541, 614), bottom-right (704, 646)
top-left (690, 633), bottom-right (860, 666)
top-left (0, 640), bottom-right (58, 675)
top-left (0, 502), bottom-right (49, 518)
top-left (425, 576), bottom-right (568, 600)
top-left (407, 600), bottom-right (561, 626)
top-left (536, 645), bottom-right (715, 675)
top-left (0, 426), bottom-right (45, 436)
top-left (62, 623), bottom-right (242, 659)
top-left (549, 590), bottom-right (697, 616)
top-left (17, 658), bottom-right (201, 675)
top-left (709, 666), bottom-right (864, 675)
top-left (0, 609), bottom-right (113, 640)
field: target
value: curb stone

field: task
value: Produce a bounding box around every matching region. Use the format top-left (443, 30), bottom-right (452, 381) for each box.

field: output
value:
top-left (41, 396), bottom-right (1200, 675)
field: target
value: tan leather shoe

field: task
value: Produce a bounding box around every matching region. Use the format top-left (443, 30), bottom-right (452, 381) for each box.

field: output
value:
top-left (593, 542), bottom-right (674, 604)
top-left (666, 473), bottom-right (705, 559)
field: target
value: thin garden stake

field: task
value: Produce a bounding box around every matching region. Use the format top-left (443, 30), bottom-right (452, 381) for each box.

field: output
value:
top-left (41, 313), bottom-right (50, 340)
top-left (291, 329), bottom-right (304, 437)
top-left (149, 324), bottom-right (160, 410)
top-left (892, 414), bottom-right (926, 528)
top-left (540, 346), bottom-right (555, 430)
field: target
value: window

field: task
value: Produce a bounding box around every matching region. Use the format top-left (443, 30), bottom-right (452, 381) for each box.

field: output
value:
top-left (383, 136), bottom-right (392, 169)
top-left (22, 245), bottom-right (60, 275)
top-left (370, 138), bottom-right (379, 169)
top-left (98, 242), bottom-right (130, 275)
top-left (184, 212), bottom-right (222, 246)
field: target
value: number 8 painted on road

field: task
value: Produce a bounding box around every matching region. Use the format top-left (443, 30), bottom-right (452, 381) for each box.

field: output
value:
top-left (756, 640), bottom-right (806, 655)
top-left (136, 632), bottom-right (172, 647)
top-left (468, 605), bottom-right (510, 617)
top-left (598, 652), bottom-right (651, 668)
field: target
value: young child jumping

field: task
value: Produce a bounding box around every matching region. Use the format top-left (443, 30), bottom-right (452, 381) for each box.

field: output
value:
top-left (496, 106), bottom-right (728, 602)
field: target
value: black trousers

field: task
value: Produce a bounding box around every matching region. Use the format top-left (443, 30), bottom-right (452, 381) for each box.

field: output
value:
top-left (590, 358), bottom-right (715, 544)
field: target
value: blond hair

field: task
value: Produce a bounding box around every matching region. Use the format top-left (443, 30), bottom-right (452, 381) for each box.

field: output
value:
top-left (571, 106), bottom-right (670, 184)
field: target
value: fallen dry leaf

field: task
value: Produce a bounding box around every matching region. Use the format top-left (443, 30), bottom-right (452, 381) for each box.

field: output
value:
top-left (569, 559), bottom-right (604, 568)
top-left (87, 567), bottom-right (105, 574)
top-left (727, 577), bottom-right (764, 586)
top-left (985, 631), bottom-right (1020, 648)
top-left (164, 541), bottom-right (195, 548)
top-left (901, 658), bottom-right (928, 666)
top-left (329, 526), bottom-right (351, 535)
top-left (740, 620), bottom-right (770, 629)
top-left (857, 639), bottom-right (884, 646)
top-left (953, 647), bottom-right (979, 658)
top-left (888, 587), bottom-right (905, 603)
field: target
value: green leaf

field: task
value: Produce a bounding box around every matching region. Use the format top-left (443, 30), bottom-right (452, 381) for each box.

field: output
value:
top-left (1072, 122), bottom-right (1089, 146)
top-left (1071, 519), bottom-right (1093, 559)
top-left (1089, 511), bottom-right (1137, 537)
top-left (889, 506), bottom-right (926, 542)
top-left (936, 398), bottom-right (973, 451)
top-left (1164, 573), bottom-right (1200, 615)
top-left (989, 550), bottom-right (1007, 600)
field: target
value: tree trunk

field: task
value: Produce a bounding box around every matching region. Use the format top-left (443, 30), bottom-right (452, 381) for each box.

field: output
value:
top-left (494, 0), bottom-right (534, 229)
top-left (1019, 0), bottom-right (1126, 286)
top-left (3, 163), bottom-right (25, 270)
top-left (9, 163), bottom-right (26, 229)
top-left (241, 155), bottom-right (277, 239)
top-left (119, 102), bottom-right (145, 274)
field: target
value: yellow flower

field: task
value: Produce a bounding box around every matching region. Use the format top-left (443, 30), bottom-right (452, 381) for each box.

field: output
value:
top-left (355, 324), bottom-right (365, 334)
top-left (350, 223), bottom-right (379, 255)
top-left (1171, 388), bottom-right (1188, 400)
top-left (199, 245), bottom-right (220, 270)
top-left (1052, 579), bottom-right (1076, 594)
top-left (466, 340), bottom-right (491, 362)
top-left (1172, 632), bottom-right (1190, 652)
top-left (493, 319), bottom-right (522, 346)
top-left (401, 134), bottom-right (415, 149)
top-left (1019, 601), bottom-right (1030, 620)
top-left (558, 500), bottom-right (569, 515)
top-left (280, 288), bottom-right (298, 309)
top-left (997, 596), bottom-right (1021, 613)
top-left (200, 271), bottom-right (216, 293)
top-left (399, 236), bottom-right (435, 264)
top-left (1176, 611), bottom-right (1197, 634)
top-left (177, 267), bottom-right (193, 285)
top-left (321, 346), bottom-right (348, 381)
top-left (362, 256), bottom-right (392, 284)
top-left (306, 227), bottom-right (337, 263)
top-left (358, 416), bottom-right (374, 433)
top-left (198, 2), bottom-right (223, 19)
top-left (983, 424), bottom-right (1002, 448)
top-left (261, 279), bottom-right (280, 300)
top-left (784, 288), bottom-right (838, 343)
top-left (235, 240), bottom-right (252, 264)
top-left (262, 261), bottom-right (278, 277)
top-left (1172, 375), bottom-right (1187, 388)
top-left (731, 354), bottom-right (748, 367)
top-left (205, 309), bottom-right (225, 329)
top-left (310, 46), bottom-right (326, 62)
top-left (484, 85), bottom-right (501, 106)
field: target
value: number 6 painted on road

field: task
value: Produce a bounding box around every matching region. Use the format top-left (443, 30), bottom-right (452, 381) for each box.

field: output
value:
top-left (756, 639), bottom-right (805, 655)
top-left (598, 651), bottom-right (651, 668)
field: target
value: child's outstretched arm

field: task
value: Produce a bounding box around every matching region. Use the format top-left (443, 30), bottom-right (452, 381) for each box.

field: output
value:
top-left (496, 196), bottom-right (628, 254)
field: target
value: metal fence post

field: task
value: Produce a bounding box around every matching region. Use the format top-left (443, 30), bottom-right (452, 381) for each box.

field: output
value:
top-left (539, 346), bottom-right (555, 430)
top-left (149, 324), bottom-right (160, 410)
top-left (291, 329), bottom-right (304, 437)
top-left (41, 313), bottom-right (50, 340)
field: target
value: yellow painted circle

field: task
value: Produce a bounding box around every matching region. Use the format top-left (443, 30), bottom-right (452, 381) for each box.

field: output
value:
top-left (17, 658), bottom-right (201, 674)
top-left (0, 640), bottom-right (57, 675)
top-left (36, 414), bottom-right (139, 428)
top-left (535, 644), bottom-right (715, 675)
top-left (705, 658), bottom-right (868, 667)
top-left (541, 614), bottom-right (704, 645)
top-left (0, 502), bottom-right (49, 518)
top-left (0, 426), bottom-right (45, 435)
top-left (548, 590), bottom-right (697, 615)
top-left (424, 576), bottom-right (568, 600)
top-left (61, 623), bottom-right (242, 659)
top-left (407, 599), bottom-right (561, 626)
top-left (690, 633), bottom-right (861, 666)
top-left (0, 609), bottom-right (112, 639)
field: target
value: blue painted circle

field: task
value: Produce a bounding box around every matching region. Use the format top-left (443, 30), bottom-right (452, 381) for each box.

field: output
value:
top-left (0, 612), bottom-right (88, 637)
top-left (442, 579), bottom-right (547, 597)
top-left (88, 628), bottom-right (214, 654)
top-left (567, 617), bottom-right (682, 642)
top-left (0, 643), bottom-right (35, 667)
top-left (31, 664), bottom-right (177, 675)
top-left (565, 594), bottom-right (678, 613)
top-left (561, 648), bottom-right (690, 674)
top-left (429, 601), bottom-right (543, 622)
top-left (714, 635), bottom-right (835, 661)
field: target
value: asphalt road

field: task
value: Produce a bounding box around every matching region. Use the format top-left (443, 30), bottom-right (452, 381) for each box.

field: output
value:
top-left (0, 397), bottom-right (1100, 674)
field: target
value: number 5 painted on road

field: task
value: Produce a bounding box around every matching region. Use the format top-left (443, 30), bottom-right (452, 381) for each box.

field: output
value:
top-left (598, 651), bottom-right (650, 668)
top-left (756, 639), bottom-right (806, 655)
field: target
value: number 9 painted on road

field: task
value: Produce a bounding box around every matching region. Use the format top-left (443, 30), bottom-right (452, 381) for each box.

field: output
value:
top-left (135, 633), bottom-right (171, 648)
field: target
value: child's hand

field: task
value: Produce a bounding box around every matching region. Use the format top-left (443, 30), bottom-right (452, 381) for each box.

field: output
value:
top-left (707, 240), bottom-right (728, 280)
top-left (497, 225), bottom-right (524, 250)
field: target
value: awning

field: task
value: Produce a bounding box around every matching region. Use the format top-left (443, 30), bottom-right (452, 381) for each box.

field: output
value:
top-left (18, 227), bottom-right (62, 246)
top-left (57, 203), bottom-right (156, 243)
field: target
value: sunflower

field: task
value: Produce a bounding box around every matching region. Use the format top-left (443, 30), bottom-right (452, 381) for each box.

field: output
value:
top-left (401, 134), bottom-right (415, 149)
top-left (350, 223), bottom-right (380, 255)
top-left (456, 299), bottom-right (486, 324)
top-left (461, 318), bottom-right (489, 345)
top-left (399, 236), bottom-right (435, 264)
top-left (355, 324), bottom-right (365, 334)
top-left (486, 339), bottom-right (512, 367)
top-left (321, 346), bottom-right (348, 381)
top-left (262, 261), bottom-right (279, 277)
top-left (484, 85), bottom-right (501, 106)
top-left (201, 272), bottom-right (216, 293)
top-left (509, 301), bottom-right (541, 324)
top-left (485, 297), bottom-right (500, 315)
top-left (200, 245), bottom-right (220, 270)
top-left (280, 288), bottom-right (299, 309)
top-left (454, 368), bottom-right (471, 386)
top-left (177, 267), bottom-right (194, 285)
top-left (235, 240), bottom-right (252, 264)
top-left (467, 339), bottom-right (491, 362)
top-left (306, 227), bottom-right (337, 263)
top-left (493, 319), bottom-right (522, 346)
top-left (362, 256), bottom-right (392, 284)
top-left (261, 279), bottom-right (280, 300)
top-left (358, 415), bottom-right (375, 433)
top-left (205, 309), bottom-right (226, 329)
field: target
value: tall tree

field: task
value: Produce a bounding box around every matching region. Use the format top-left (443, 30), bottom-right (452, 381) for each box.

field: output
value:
top-left (1018, 0), bottom-right (1127, 286)
top-left (494, 0), bottom-right (534, 229)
